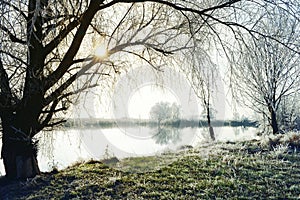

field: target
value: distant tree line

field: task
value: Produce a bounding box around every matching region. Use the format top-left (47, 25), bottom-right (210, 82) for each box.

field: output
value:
top-left (63, 118), bottom-right (257, 129)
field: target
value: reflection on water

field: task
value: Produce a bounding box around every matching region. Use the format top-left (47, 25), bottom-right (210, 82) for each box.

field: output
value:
top-left (152, 127), bottom-right (181, 145)
top-left (0, 126), bottom-right (258, 175)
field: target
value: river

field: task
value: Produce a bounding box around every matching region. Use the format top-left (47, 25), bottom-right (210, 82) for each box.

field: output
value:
top-left (0, 126), bottom-right (258, 175)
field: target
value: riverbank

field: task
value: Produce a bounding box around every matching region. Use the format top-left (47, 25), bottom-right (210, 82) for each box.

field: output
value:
top-left (63, 118), bottom-right (257, 129)
top-left (1, 139), bottom-right (300, 199)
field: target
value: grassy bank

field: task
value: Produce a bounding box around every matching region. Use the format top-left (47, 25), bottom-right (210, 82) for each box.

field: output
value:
top-left (1, 140), bottom-right (300, 199)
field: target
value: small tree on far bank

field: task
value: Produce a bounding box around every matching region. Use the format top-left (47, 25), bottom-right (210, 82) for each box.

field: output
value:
top-left (150, 102), bottom-right (180, 125)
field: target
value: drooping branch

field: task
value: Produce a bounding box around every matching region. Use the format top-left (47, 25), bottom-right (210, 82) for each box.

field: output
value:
top-left (44, 119), bottom-right (67, 128)
top-left (204, 14), bottom-right (300, 54)
top-left (138, 0), bottom-right (300, 54)
top-left (113, 0), bottom-right (243, 16)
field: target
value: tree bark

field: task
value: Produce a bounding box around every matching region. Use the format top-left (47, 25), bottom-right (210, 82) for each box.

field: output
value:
top-left (207, 107), bottom-right (215, 141)
top-left (270, 107), bottom-right (279, 134)
top-left (2, 141), bottom-right (40, 179)
top-left (209, 126), bottom-right (215, 141)
top-left (1, 117), bottom-right (40, 179)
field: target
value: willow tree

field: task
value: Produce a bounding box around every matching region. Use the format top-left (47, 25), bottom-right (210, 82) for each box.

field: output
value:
top-left (0, 0), bottom-right (299, 179)
top-left (182, 49), bottom-right (219, 141)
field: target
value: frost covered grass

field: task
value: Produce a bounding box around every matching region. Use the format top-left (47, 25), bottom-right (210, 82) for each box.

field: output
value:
top-left (2, 140), bottom-right (300, 199)
top-left (261, 131), bottom-right (300, 149)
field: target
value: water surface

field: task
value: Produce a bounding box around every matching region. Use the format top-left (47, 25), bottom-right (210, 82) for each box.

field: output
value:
top-left (0, 126), bottom-right (258, 175)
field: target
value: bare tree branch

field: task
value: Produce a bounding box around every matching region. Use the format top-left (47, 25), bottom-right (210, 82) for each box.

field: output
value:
top-left (0, 25), bottom-right (26, 44)
top-left (0, 0), bottom-right (28, 19)
top-left (44, 0), bottom-right (102, 90)
top-left (44, 60), bottom-right (97, 107)
top-left (112, 0), bottom-right (243, 16)
top-left (44, 19), bottom-right (81, 55)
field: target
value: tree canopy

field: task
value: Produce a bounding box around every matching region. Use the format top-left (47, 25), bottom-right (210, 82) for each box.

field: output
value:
top-left (150, 102), bottom-right (180, 122)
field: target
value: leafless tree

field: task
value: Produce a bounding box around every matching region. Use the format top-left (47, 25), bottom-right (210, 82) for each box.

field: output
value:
top-left (0, 0), bottom-right (299, 179)
top-left (231, 14), bottom-right (300, 134)
top-left (182, 48), bottom-right (219, 141)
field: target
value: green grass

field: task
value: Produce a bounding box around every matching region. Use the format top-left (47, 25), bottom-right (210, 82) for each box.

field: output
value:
top-left (3, 141), bottom-right (300, 199)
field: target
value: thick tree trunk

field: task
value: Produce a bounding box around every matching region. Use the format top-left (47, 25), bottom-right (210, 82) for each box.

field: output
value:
top-left (2, 136), bottom-right (40, 179)
top-left (1, 117), bottom-right (40, 179)
top-left (2, 139), bottom-right (40, 179)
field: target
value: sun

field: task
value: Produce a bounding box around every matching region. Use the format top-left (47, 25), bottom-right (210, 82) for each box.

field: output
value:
top-left (94, 44), bottom-right (107, 59)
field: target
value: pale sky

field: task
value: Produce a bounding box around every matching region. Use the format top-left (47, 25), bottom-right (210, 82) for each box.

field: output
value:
top-left (70, 58), bottom-right (253, 121)
top-left (128, 85), bottom-right (179, 119)
top-left (70, 81), bottom-right (253, 120)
